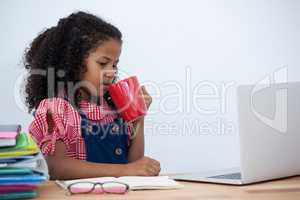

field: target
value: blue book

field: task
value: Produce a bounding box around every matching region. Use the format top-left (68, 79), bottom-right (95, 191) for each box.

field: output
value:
top-left (0, 167), bottom-right (33, 175)
top-left (0, 159), bottom-right (16, 164)
top-left (0, 156), bottom-right (35, 163)
top-left (0, 173), bottom-right (47, 185)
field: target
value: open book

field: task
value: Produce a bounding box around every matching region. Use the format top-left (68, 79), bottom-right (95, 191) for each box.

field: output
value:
top-left (56, 176), bottom-right (183, 191)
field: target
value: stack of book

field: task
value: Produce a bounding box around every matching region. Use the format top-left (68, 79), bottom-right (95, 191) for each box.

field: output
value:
top-left (0, 125), bottom-right (48, 200)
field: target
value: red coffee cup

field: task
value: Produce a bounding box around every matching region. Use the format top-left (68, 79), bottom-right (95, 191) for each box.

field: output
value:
top-left (107, 76), bottom-right (147, 122)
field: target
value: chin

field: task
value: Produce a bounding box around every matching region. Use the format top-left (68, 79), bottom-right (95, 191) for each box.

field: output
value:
top-left (98, 87), bottom-right (107, 95)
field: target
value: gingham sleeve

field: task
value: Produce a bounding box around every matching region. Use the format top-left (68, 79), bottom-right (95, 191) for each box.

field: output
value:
top-left (29, 98), bottom-right (80, 156)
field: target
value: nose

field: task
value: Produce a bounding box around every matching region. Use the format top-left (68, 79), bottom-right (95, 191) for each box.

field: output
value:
top-left (103, 68), bottom-right (117, 83)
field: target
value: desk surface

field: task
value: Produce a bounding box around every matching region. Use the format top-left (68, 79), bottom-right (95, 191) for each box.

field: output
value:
top-left (36, 176), bottom-right (300, 200)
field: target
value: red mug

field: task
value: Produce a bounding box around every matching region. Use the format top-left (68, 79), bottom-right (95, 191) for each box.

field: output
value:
top-left (107, 76), bottom-right (147, 122)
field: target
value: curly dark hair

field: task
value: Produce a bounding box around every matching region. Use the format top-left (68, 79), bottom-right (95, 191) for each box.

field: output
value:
top-left (23, 11), bottom-right (122, 113)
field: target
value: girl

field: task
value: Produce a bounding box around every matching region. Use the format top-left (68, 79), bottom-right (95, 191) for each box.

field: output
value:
top-left (24, 11), bottom-right (160, 180)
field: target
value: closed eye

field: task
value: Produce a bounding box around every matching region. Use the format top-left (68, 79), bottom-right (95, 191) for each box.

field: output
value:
top-left (97, 62), bottom-right (108, 69)
top-left (97, 61), bottom-right (118, 69)
top-left (98, 62), bottom-right (108, 66)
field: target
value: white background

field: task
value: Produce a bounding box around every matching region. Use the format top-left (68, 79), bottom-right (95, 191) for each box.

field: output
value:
top-left (0, 0), bottom-right (299, 173)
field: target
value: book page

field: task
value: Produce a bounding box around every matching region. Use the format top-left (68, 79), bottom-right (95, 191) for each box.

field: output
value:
top-left (116, 176), bottom-right (182, 190)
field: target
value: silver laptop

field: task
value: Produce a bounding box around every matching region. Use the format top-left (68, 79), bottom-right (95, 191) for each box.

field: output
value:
top-left (171, 82), bottom-right (300, 185)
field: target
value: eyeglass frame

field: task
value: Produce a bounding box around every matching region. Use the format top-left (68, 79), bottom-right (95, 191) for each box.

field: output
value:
top-left (66, 181), bottom-right (130, 195)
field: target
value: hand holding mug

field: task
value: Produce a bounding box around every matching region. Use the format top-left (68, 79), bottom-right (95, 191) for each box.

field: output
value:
top-left (140, 86), bottom-right (152, 110)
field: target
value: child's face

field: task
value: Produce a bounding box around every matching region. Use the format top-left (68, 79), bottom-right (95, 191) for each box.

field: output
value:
top-left (82, 39), bottom-right (122, 96)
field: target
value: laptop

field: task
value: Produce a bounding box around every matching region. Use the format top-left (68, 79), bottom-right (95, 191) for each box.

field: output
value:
top-left (171, 82), bottom-right (300, 185)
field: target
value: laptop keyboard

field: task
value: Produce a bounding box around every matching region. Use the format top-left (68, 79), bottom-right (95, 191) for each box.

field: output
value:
top-left (207, 172), bottom-right (241, 180)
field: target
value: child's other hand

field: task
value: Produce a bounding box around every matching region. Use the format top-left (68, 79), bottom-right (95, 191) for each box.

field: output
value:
top-left (141, 86), bottom-right (152, 110)
top-left (125, 156), bottom-right (161, 176)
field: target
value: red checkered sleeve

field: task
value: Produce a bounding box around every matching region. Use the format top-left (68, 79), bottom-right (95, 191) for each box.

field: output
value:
top-left (28, 98), bottom-right (82, 157)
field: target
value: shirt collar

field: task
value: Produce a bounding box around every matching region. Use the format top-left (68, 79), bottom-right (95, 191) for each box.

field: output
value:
top-left (79, 97), bottom-right (115, 120)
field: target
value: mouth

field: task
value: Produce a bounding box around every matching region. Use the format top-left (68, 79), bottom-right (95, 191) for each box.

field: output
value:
top-left (102, 84), bottom-right (111, 90)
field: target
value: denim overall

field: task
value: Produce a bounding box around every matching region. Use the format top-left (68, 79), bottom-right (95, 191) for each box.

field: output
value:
top-left (80, 111), bottom-right (129, 164)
